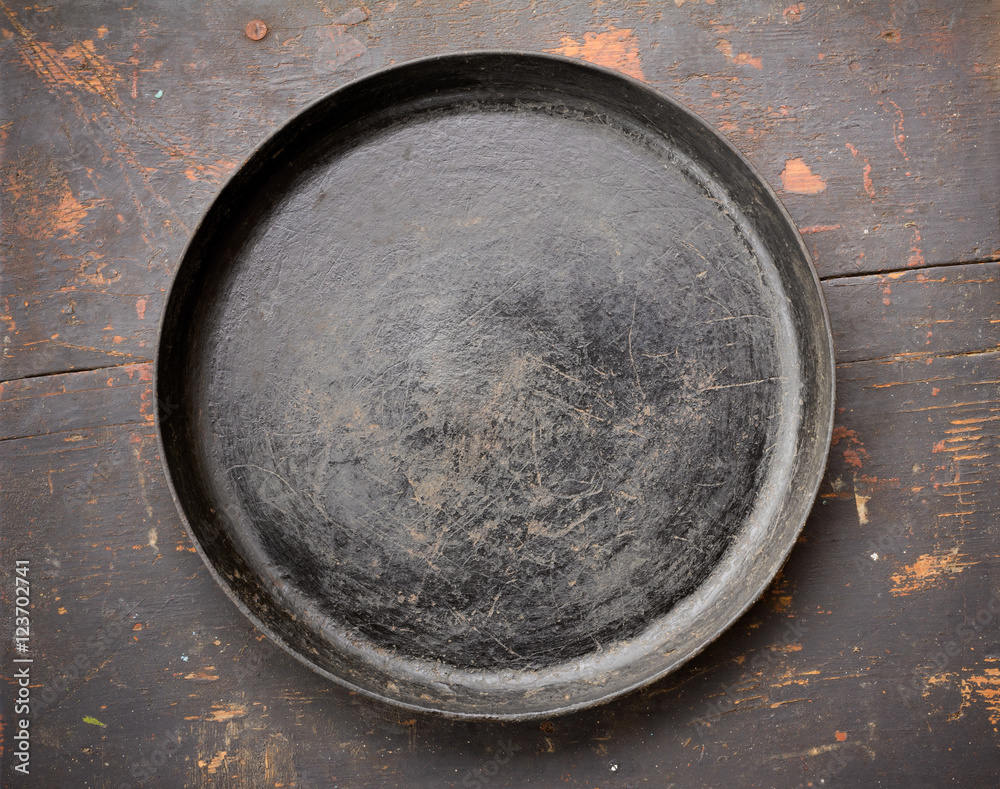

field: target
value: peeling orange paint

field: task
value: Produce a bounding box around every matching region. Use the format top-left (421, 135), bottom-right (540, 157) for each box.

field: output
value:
top-left (11, 22), bottom-right (123, 106)
top-left (675, 0), bottom-right (716, 5)
top-left (770, 669), bottom-right (821, 687)
top-left (5, 152), bottom-right (95, 240)
top-left (772, 595), bottom-right (793, 613)
top-left (140, 387), bottom-right (154, 422)
top-left (136, 297), bottom-right (147, 320)
top-left (715, 39), bottom-right (762, 69)
top-left (890, 548), bottom-right (977, 596)
top-left (204, 704), bottom-right (247, 722)
top-left (843, 449), bottom-right (864, 468)
top-left (780, 158), bottom-right (826, 194)
top-left (879, 98), bottom-right (908, 160)
top-left (831, 425), bottom-right (868, 469)
top-left (28, 186), bottom-right (88, 238)
top-left (128, 41), bottom-right (140, 99)
top-left (199, 750), bottom-right (228, 774)
top-left (908, 229), bottom-right (924, 267)
top-left (959, 668), bottom-right (1000, 725)
top-left (862, 162), bottom-right (874, 198)
top-left (782, 2), bottom-right (805, 21)
top-left (547, 27), bottom-right (645, 81)
top-left (766, 570), bottom-right (794, 613)
top-left (183, 159), bottom-right (237, 185)
top-left (0, 301), bottom-right (14, 335)
top-left (184, 669), bottom-right (219, 681)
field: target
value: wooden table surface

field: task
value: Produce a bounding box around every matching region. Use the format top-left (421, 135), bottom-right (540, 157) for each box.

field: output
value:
top-left (2, 1), bottom-right (999, 786)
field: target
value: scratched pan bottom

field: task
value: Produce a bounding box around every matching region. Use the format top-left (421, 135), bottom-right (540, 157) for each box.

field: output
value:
top-left (156, 52), bottom-right (835, 720)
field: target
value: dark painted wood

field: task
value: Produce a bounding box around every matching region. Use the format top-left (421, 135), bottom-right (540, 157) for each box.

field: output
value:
top-left (2, 0), bottom-right (999, 381)
top-left (3, 273), bottom-right (999, 786)
top-left (2, 0), bottom-right (999, 786)
top-left (825, 261), bottom-right (1000, 364)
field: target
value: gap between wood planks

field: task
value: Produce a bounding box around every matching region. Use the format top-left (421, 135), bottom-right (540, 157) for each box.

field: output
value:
top-left (1, 360), bottom-right (151, 385)
top-left (818, 256), bottom-right (998, 282)
top-left (839, 345), bottom-right (1000, 368)
top-left (1, 255), bottom-right (997, 387)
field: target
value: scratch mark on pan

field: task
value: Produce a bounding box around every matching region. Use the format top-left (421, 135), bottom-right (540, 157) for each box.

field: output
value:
top-left (698, 376), bottom-right (781, 392)
top-left (627, 296), bottom-right (646, 399)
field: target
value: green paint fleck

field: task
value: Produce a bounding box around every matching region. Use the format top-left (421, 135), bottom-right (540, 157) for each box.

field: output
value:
top-left (154, 90), bottom-right (163, 99)
top-left (83, 716), bottom-right (107, 727)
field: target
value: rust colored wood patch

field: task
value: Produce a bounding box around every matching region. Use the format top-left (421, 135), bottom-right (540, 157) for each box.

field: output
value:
top-left (546, 27), bottom-right (644, 81)
top-left (889, 549), bottom-right (978, 596)
top-left (780, 158), bottom-right (826, 194)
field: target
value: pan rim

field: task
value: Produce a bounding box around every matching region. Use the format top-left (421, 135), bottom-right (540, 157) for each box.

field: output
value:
top-left (154, 48), bottom-right (836, 721)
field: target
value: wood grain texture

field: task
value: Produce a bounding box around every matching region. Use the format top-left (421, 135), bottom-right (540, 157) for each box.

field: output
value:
top-left (825, 261), bottom-right (1000, 364)
top-left (2, 0), bottom-right (999, 380)
top-left (150, 52), bottom-right (835, 716)
top-left (2, 0), bottom-right (1000, 785)
top-left (3, 272), bottom-right (999, 786)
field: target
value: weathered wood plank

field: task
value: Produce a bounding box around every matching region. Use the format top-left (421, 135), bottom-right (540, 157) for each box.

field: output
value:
top-left (2, 0), bottom-right (999, 379)
top-left (0, 362), bottom-right (153, 440)
top-left (3, 0), bottom-right (1000, 785)
top-left (2, 265), bottom-right (998, 787)
top-left (825, 261), bottom-right (1000, 364)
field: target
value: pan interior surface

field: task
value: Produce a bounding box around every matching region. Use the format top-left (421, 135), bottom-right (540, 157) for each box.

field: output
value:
top-left (157, 53), bottom-right (833, 719)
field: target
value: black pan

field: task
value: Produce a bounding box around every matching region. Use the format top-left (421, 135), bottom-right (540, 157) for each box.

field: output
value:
top-left (156, 51), bottom-right (835, 720)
